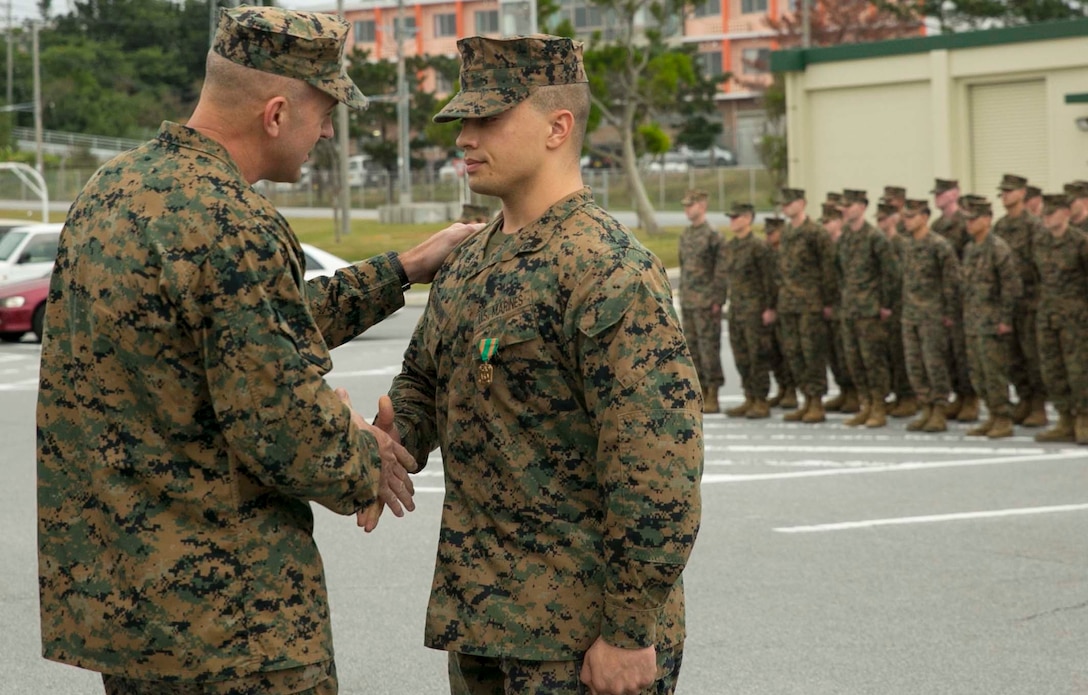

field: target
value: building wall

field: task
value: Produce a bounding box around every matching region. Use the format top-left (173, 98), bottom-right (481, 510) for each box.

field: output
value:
top-left (777, 23), bottom-right (1088, 201)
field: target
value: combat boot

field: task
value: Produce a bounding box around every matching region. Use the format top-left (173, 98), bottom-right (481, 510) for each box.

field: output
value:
top-left (956, 395), bottom-right (980, 422)
top-left (824, 390), bottom-right (847, 411)
top-left (801, 397), bottom-right (826, 423)
top-left (1021, 395), bottom-right (1049, 428)
top-left (966, 416), bottom-right (995, 437)
top-left (1076, 413), bottom-right (1088, 445)
top-left (1011, 398), bottom-right (1031, 425)
top-left (986, 416), bottom-right (1015, 439)
top-left (840, 388), bottom-right (861, 414)
top-left (888, 395), bottom-right (918, 418)
top-left (778, 389), bottom-right (798, 409)
top-left (725, 397), bottom-right (752, 418)
top-left (767, 390), bottom-right (784, 408)
top-left (703, 386), bottom-right (720, 414)
top-left (865, 393), bottom-right (888, 428)
top-left (746, 399), bottom-right (771, 419)
top-left (944, 395), bottom-right (963, 420)
top-left (844, 398), bottom-right (871, 427)
top-left (906, 404), bottom-right (933, 432)
top-left (1034, 411), bottom-right (1074, 443)
top-left (784, 397), bottom-right (809, 422)
top-left (922, 403), bottom-right (948, 433)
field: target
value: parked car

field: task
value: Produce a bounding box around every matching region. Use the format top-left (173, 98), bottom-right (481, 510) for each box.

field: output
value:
top-left (680, 145), bottom-right (736, 167)
top-left (0, 273), bottom-right (50, 342)
top-left (0, 223), bottom-right (63, 287)
top-left (645, 151), bottom-right (690, 173)
top-left (300, 243), bottom-right (352, 281)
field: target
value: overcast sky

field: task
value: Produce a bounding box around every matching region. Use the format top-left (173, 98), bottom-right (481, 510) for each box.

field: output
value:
top-left (4, 1), bottom-right (355, 23)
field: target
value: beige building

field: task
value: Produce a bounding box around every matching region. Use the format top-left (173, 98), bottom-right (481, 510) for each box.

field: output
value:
top-left (770, 19), bottom-right (1088, 200)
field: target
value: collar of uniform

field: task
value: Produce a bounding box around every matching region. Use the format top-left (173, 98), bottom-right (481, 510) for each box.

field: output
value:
top-left (155, 120), bottom-right (245, 181)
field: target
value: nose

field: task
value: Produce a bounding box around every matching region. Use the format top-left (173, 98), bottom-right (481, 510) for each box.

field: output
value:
top-left (455, 121), bottom-right (475, 149)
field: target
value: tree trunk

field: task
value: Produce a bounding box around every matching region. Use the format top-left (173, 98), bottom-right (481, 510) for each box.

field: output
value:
top-left (619, 131), bottom-right (660, 235)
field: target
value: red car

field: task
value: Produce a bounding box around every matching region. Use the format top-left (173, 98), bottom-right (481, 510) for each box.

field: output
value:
top-left (0, 274), bottom-right (50, 342)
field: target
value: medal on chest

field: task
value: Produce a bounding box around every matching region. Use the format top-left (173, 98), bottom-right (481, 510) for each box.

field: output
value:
top-left (477, 338), bottom-right (498, 388)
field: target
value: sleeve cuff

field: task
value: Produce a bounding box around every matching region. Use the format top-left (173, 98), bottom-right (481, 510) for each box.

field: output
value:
top-left (600, 594), bottom-right (660, 649)
top-left (385, 251), bottom-right (411, 291)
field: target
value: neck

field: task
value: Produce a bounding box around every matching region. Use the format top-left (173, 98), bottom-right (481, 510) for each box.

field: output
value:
top-left (499, 163), bottom-right (583, 233)
top-left (911, 225), bottom-right (928, 241)
top-left (1005, 201), bottom-right (1024, 217)
top-left (1051, 223), bottom-right (1069, 238)
top-left (735, 228), bottom-right (751, 239)
top-left (848, 216), bottom-right (865, 231)
top-left (789, 210), bottom-right (805, 226)
top-left (972, 226), bottom-right (990, 243)
top-left (187, 104), bottom-right (263, 185)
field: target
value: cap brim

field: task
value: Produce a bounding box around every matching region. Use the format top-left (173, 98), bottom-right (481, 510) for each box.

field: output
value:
top-left (313, 72), bottom-right (369, 111)
top-left (433, 86), bottom-right (529, 123)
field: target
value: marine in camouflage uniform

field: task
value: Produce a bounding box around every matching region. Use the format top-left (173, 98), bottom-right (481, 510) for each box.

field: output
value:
top-left (776, 188), bottom-right (837, 423)
top-left (960, 197), bottom-right (1023, 439)
top-left (392, 35), bottom-right (702, 695)
top-left (722, 202), bottom-right (778, 419)
top-left (929, 178), bottom-right (978, 421)
top-left (36, 7), bottom-right (466, 692)
top-left (835, 189), bottom-right (899, 428)
top-left (899, 199), bottom-right (960, 433)
top-left (820, 197), bottom-right (859, 414)
top-left (1064, 181), bottom-right (1088, 235)
top-left (677, 188), bottom-right (729, 412)
top-left (1025, 185), bottom-right (1044, 219)
top-left (762, 217), bottom-right (797, 408)
top-left (1031, 194), bottom-right (1088, 444)
top-left (994, 173), bottom-right (1048, 427)
top-left (876, 200), bottom-right (917, 418)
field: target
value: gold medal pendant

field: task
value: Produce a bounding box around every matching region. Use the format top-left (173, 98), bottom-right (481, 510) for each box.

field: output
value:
top-left (478, 362), bottom-right (493, 387)
top-left (477, 338), bottom-right (498, 389)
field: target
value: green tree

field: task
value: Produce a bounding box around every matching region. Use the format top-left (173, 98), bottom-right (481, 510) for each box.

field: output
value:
top-left (908, 0), bottom-right (1088, 32)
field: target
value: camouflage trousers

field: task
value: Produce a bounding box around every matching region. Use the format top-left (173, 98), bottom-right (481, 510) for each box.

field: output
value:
top-left (769, 324), bottom-right (795, 392)
top-left (102, 661), bottom-right (336, 695)
top-left (966, 333), bottom-right (1014, 417)
top-left (728, 312), bottom-right (773, 399)
top-left (841, 315), bottom-right (891, 398)
top-left (448, 644), bottom-right (684, 695)
top-left (827, 314), bottom-right (853, 392)
top-left (681, 305), bottom-right (724, 389)
top-left (887, 308), bottom-right (914, 399)
top-left (1036, 309), bottom-right (1088, 414)
top-left (778, 312), bottom-right (831, 398)
top-left (1008, 305), bottom-right (1046, 401)
top-left (947, 308), bottom-right (975, 398)
top-left (903, 319), bottom-right (951, 406)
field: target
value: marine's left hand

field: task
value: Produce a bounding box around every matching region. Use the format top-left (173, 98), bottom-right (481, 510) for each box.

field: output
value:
top-left (580, 637), bottom-right (657, 695)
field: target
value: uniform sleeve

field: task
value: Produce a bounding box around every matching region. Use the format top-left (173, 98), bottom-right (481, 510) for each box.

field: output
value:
top-left (816, 225), bottom-right (838, 308)
top-left (939, 243), bottom-right (960, 319)
top-left (758, 240), bottom-right (778, 309)
top-left (712, 231), bottom-right (730, 305)
top-left (178, 224), bottom-right (383, 515)
top-left (571, 256), bottom-right (703, 649)
top-left (996, 245), bottom-right (1022, 327)
top-left (873, 232), bottom-right (899, 310)
top-left (389, 302), bottom-right (442, 469)
top-left (305, 252), bottom-right (406, 348)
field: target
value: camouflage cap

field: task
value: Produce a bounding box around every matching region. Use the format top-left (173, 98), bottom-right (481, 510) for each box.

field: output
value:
top-left (681, 189), bottom-right (709, 205)
top-left (902, 198), bottom-right (930, 216)
top-left (779, 187), bottom-right (805, 204)
top-left (727, 201), bottom-right (755, 217)
top-left (997, 173), bottom-right (1028, 191)
top-left (825, 192), bottom-right (844, 205)
top-left (1042, 193), bottom-right (1072, 215)
top-left (1025, 185), bottom-right (1043, 200)
top-left (841, 189), bottom-right (868, 206)
top-left (882, 185), bottom-right (906, 200)
top-left (213, 6), bottom-right (368, 111)
top-left (876, 201), bottom-right (898, 218)
top-left (434, 35), bottom-right (588, 123)
top-left (763, 216), bottom-right (785, 232)
top-left (930, 178), bottom-right (958, 195)
top-left (1062, 180), bottom-right (1088, 199)
top-left (961, 195), bottom-right (993, 219)
top-left (820, 202), bottom-right (843, 222)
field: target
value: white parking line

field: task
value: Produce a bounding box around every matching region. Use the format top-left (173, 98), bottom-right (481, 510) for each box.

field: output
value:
top-left (775, 502), bottom-right (1088, 533)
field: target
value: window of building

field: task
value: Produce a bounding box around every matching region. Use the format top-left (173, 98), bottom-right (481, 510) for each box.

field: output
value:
top-left (696, 50), bottom-right (723, 77)
top-left (574, 4), bottom-right (603, 29)
top-left (741, 0), bottom-right (768, 13)
top-left (475, 10), bottom-right (499, 33)
top-left (434, 13), bottom-right (457, 37)
top-left (693, 0), bottom-right (721, 18)
top-left (394, 16), bottom-right (417, 40)
top-left (741, 47), bottom-right (771, 74)
top-left (354, 19), bottom-right (376, 42)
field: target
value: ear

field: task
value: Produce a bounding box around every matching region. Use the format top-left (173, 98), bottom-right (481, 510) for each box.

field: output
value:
top-left (262, 96), bottom-right (289, 138)
top-left (545, 109), bottom-right (575, 150)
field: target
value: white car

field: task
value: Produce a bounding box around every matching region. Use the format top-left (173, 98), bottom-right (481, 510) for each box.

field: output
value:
top-left (646, 152), bottom-right (690, 173)
top-left (0, 223), bottom-right (62, 287)
top-left (300, 242), bottom-right (352, 281)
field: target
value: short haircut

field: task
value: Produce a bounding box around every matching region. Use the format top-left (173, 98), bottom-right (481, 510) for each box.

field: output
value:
top-left (528, 82), bottom-right (591, 154)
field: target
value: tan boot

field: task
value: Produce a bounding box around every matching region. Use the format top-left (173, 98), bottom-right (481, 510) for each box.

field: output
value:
top-left (1021, 395), bottom-right (1049, 428)
top-left (824, 390), bottom-right (847, 411)
top-left (844, 398), bottom-right (871, 427)
top-left (1076, 413), bottom-right (1088, 445)
top-left (888, 396), bottom-right (918, 418)
top-left (784, 397), bottom-right (809, 422)
top-left (966, 416), bottom-right (995, 437)
top-left (1034, 411), bottom-right (1075, 443)
top-left (767, 390), bottom-right (784, 408)
top-left (839, 388), bottom-right (861, 414)
top-left (987, 416), bottom-right (1015, 439)
top-left (906, 404), bottom-right (933, 432)
top-left (703, 386), bottom-right (720, 414)
top-left (865, 393), bottom-right (888, 428)
top-left (1011, 398), bottom-right (1031, 425)
top-left (956, 395), bottom-right (980, 422)
top-left (922, 402), bottom-right (948, 432)
top-left (802, 397), bottom-right (827, 423)
top-left (778, 389), bottom-right (798, 409)
top-left (746, 399), bottom-right (771, 419)
top-left (944, 396), bottom-right (963, 420)
top-left (725, 397), bottom-right (752, 418)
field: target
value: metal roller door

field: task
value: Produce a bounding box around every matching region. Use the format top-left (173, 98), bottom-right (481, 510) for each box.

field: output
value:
top-left (969, 79), bottom-right (1048, 193)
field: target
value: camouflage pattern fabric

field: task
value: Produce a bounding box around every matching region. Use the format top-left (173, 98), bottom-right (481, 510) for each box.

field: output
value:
top-left (764, 241), bottom-right (795, 393)
top-left (103, 660), bottom-right (336, 695)
top-left (903, 320), bottom-right (953, 406)
top-left (778, 312), bottom-right (831, 398)
top-left (448, 645), bottom-right (684, 695)
top-left (389, 188), bottom-right (702, 660)
top-left (1033, 228), bottom-right (1088, 414)
top-left (886, 232), bottom-right (913, 400)
top-left (930, 213), bottom-right (975, 396)
top-left (682, 307), bottom-right (725, 390)
top-left (840, 316), bottom-right (890, 397)
top-left (724, 233), bottom-right (777, 399)
top-left (37, 122), bottom-right (406, 681)
top-left (434, 35), bottom-right (588, 123)
top-left (213, 6), bottom-right (368, 110)
top-left (827, 311), bottom-right (854, 393)
top-left (678, 220), bottom-right (728, 389)
top-left (966, 334), bottom-right (1015, 417)
top-left (777, 216), bottom-right (837, 313)
top-left (901, 231), bottom-right (960, 405)
top-left (932, 210), bottom-right (969, 260)
top-left (993, 209), bottom-right (1046, 401)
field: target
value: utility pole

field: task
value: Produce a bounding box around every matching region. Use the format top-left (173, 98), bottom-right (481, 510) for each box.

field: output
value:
top-left (801, 0), bottom-right (811, 48)
top-left (337, 0), bottom-right (350, 241)
top-left (6, 0), bottom-right (13, 106)
top-left (32, 22), bottom-right (41, 174)
top-left (396, 0), bottom-right (411, 204)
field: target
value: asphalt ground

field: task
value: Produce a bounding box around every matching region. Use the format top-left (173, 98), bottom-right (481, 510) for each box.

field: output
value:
top-left (2, 307), bottom-right (1086, 694)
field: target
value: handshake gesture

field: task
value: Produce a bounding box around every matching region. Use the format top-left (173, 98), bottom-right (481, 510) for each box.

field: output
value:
top-left (334, 388), bottom-right (415, 532)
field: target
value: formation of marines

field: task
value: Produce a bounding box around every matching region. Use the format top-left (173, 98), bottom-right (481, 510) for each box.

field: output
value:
top-left (677, 174), bottom-right (1088, 445)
